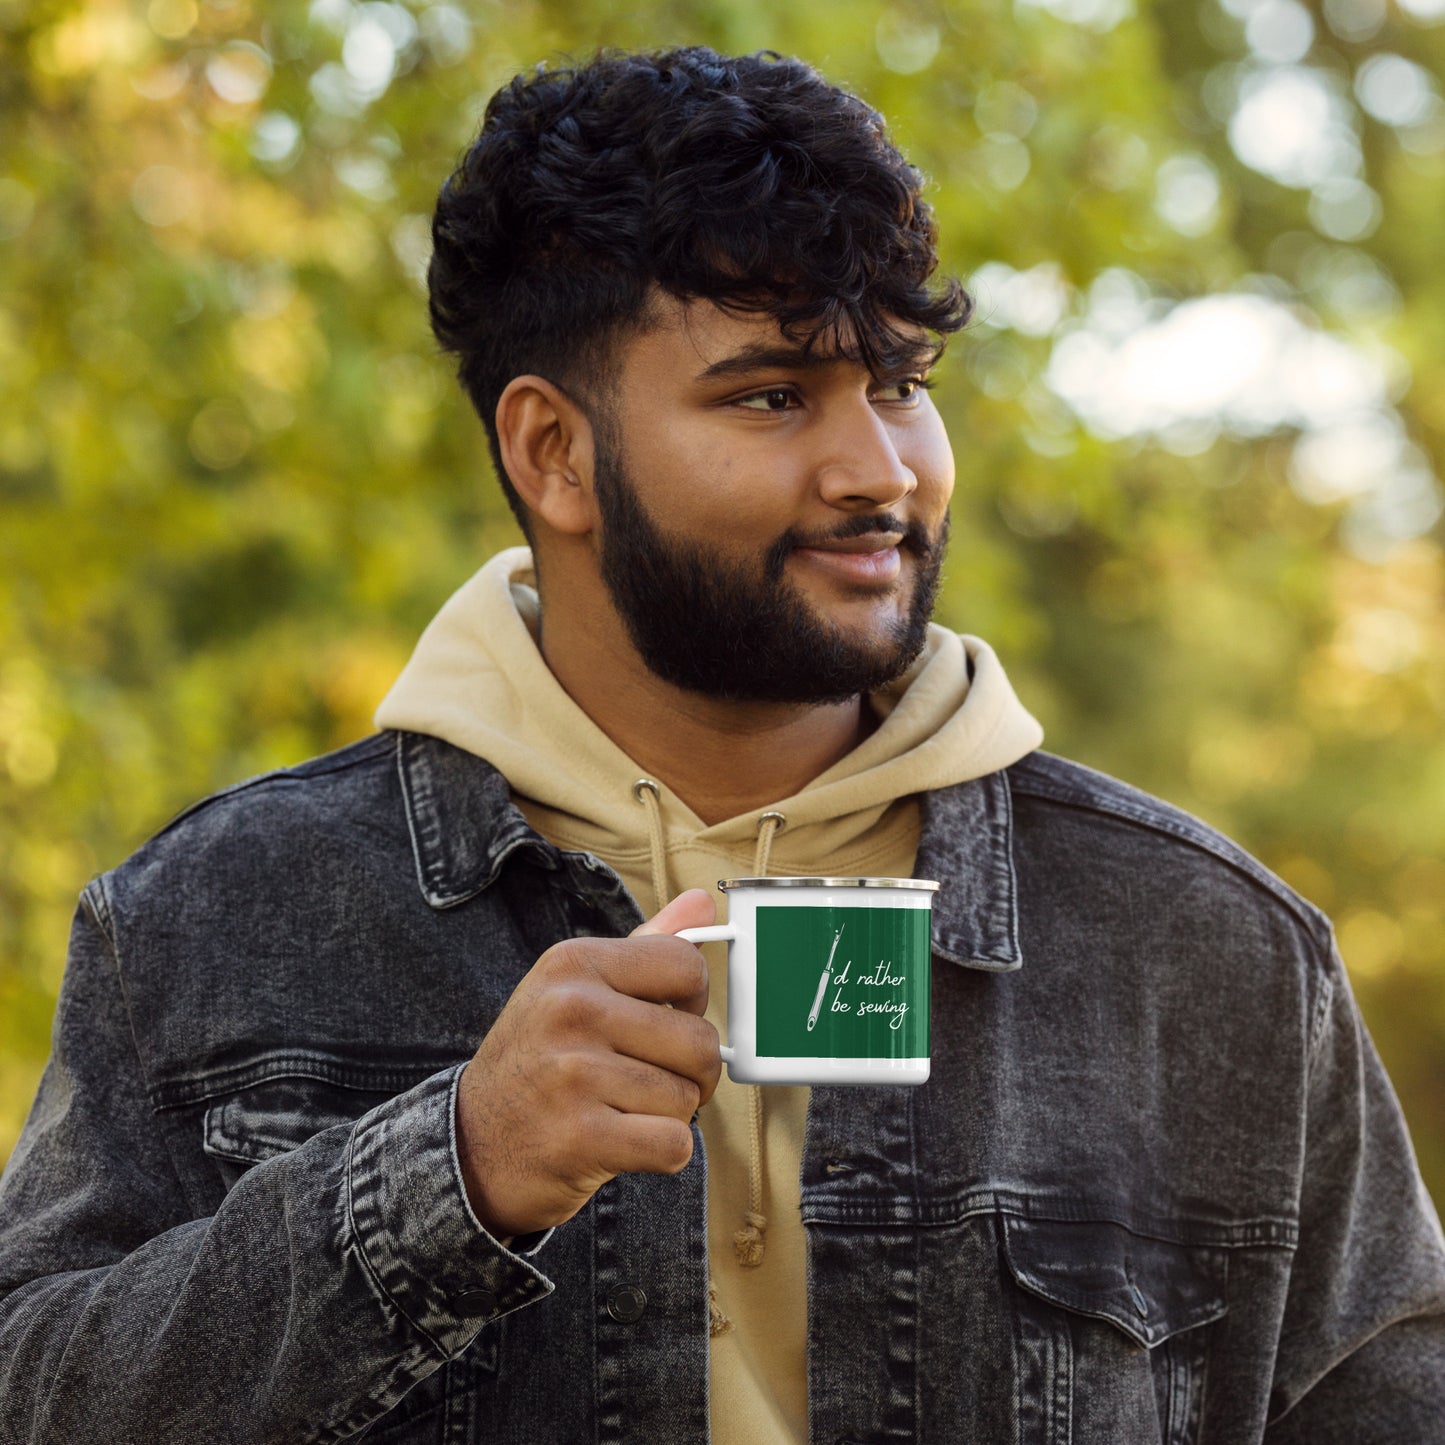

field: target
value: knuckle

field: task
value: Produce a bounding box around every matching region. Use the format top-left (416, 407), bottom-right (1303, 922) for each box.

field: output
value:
top-left (562, 1108), bottom-right (604, 1162)
top-left (653, 936), bottom-right (705, 991)
top-left (689, 1016), bottom-right (721, 1069)
top-left (541, 936), bottom-right (598, 977)
top-left (546, 1049), bottom-right (593, 1092)
top-left (660, 1120), bottom-right (695, 1173)
top-left (680, 942), bottom-right (709, 994)
top-left (546, 980), bottom-right (603, 1035)
top-left (671, 1073), bottom-right (702, 1118)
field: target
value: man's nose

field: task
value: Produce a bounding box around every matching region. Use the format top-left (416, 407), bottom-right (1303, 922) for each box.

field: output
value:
top-left (814, 403), bottom-right (917, 511)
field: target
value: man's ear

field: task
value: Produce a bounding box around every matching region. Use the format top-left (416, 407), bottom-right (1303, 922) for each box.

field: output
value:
top-left (494, 376), bottom-right (599, 536)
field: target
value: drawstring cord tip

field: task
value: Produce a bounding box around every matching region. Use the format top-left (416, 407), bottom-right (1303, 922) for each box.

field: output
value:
top-left (733, 1209), bottom-right (768, 1267)
top-left (709, 1279), bottom-right (734, 1336)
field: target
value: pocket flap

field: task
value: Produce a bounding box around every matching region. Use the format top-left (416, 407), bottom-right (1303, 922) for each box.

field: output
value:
top-left (1001, 1215), bottom-right (1226, 1349)
top-left (203, 1076), bottom-right (393, 1165)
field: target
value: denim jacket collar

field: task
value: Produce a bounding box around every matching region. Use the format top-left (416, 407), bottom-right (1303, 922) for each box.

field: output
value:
top-left (393, 729), bottom-right (1023, 973)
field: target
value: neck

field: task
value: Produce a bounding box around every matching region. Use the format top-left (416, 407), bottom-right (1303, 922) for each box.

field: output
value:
top-left (536, 564), bottom-right (873, 826)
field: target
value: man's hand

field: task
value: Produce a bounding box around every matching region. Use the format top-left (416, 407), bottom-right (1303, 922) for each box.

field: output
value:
top-left (455, 889), bottom-right (722, 1241)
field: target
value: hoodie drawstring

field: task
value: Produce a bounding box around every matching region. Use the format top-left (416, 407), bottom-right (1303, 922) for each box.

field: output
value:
top-left (632, 778), bottom-right (668, 915)
top-left (753, 810), bottom-right (784, 878)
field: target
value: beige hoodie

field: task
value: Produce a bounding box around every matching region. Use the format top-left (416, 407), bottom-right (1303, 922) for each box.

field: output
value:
top-left (376, 546), bottom-right (1042, 1443)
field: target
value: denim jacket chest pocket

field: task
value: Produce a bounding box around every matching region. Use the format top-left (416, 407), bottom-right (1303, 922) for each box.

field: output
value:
top-left (201, 1075), bottom-right (392, 1172)
top-left (1001, 1215), bottom-right (1228, 1445)
top-left (199, 1072), bottom-right (500, 1443)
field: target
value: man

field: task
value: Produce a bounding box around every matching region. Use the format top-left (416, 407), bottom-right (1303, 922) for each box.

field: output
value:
top-left (1, 45), bottom-right (1442, 1445)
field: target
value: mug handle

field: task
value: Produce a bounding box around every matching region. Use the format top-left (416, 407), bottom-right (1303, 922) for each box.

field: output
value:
top-left (675, 924), bottom-right (737, 1065)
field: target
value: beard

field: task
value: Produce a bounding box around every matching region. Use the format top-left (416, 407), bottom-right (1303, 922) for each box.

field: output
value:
top-left (592, 438), bottom-right (949, 704)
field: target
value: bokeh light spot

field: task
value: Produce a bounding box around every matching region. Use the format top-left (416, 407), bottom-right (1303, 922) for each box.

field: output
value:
top-left (131, 166), bottom-right (196, 227)
top-left (147, 0), bottom-right (197, 40)
top-left (188, 399), bottom-right (254, 470)
top-left (1355, 53), bottom-right (1439, 128)
top-left (1229, 66), bottom-right (1359, 188)
top-left (1155, 155), bottom-right (1221, 235)
top-left (875, 15), bottom-right (941, 74)
top-left (1244, 0), bottom-right (1315, 64)
top-left (207, 41), bottom-right (272, 105)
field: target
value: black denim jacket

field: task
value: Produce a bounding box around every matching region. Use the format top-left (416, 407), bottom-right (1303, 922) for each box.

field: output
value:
top-left (2, 731), bottom-right (1443, 1443)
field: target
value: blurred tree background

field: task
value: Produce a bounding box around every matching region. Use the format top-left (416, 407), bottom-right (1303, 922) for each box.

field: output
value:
top-left (2, 0), bottom-right (1442, 1203)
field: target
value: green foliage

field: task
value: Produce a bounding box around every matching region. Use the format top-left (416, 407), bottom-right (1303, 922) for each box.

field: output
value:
top-left (2, 0), bottom-right (1443, 1207)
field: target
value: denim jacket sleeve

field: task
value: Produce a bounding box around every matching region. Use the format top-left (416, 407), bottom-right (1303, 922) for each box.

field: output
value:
top-left (0, 892), bottom-right (553, 1445)
top-left (1263, 936), bottom-right (1445, 1441)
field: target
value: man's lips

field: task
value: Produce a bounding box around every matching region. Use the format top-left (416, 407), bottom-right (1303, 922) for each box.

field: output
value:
top-left (792, 533), bottom-right (905, 584)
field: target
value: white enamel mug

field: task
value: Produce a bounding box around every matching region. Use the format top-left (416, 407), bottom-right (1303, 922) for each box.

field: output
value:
top-left (677, 876), bottom-right (937, 1086)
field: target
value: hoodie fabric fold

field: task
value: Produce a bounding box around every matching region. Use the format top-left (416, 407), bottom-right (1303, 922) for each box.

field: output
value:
top-left (376, 546), bottom-right (1043, 1445)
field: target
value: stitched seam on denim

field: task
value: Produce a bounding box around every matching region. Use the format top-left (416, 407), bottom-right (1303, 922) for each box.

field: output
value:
top-left (80, 875), bottom-right (112, 934)
top-left (998, 768), bottom-right (1023, 964)
top-left (396, 732), bottom-right (559, 907)
top-left (396, 728), bottom-right (445, 901)
top-left (800, 1192), bottom-right (1299, 1246)
top-left (144, 733), bottom-right (392, 847)
top-left (344, 1107), bottom-right (451, 1360)
top-left (1005, 1278), bottom-right (1226, 1346)
top-left (443, 1063), bottom-right (561, 1299)
top-left (1305, 942), bottom-right (1339, 1068)
top-left (917, 774), bottom-right (1021, 968)
top-left (85, 876), bottom-right (163, 1112)
top-left (1007, 760), bottom-right (1331, 944)
top-left (78, 874), bottom-right (205, 1223)
top-left (151, 1054), bottom-right (459, 1110)
top-left (417, 832), bottom-right (558, 909)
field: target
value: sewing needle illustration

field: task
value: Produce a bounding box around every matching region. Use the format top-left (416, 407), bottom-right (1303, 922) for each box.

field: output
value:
top-left (806, 925), bottom-right (845, 1032)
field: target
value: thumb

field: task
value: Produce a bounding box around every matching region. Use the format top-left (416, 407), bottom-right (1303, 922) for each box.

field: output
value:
top-left (632, 887), bottom-right (716, 937)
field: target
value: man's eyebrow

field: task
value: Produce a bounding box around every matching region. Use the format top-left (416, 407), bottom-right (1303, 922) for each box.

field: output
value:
top-left (694, 344), bottom-right (830, 382)
top-left (694, 341), bottom-right (940, 382)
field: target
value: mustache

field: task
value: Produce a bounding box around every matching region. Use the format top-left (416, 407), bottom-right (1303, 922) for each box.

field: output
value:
top-left (765, 512), bottom-right (948, 579)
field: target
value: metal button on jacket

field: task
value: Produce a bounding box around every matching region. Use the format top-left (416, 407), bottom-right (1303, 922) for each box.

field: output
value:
top-left (449, 1287), bottom-right (498, 1318)
top-left (606, 1284), bottom-right (647, 1323)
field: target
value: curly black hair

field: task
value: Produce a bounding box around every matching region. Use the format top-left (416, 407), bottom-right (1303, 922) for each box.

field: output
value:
top-left (428, 47), bottom-right (971, 529)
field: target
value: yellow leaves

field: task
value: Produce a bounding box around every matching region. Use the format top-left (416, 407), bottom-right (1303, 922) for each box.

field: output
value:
top-left (147, 0), bottom-right (198, 41)
top-left (1187, 713), bottom-right (1315, 806)
top-left (1416, 368), bottom-right (1445, 437)
top-left (1085, 557), bottom-right (1152, 622)
top-left (375, 352), bottom-right (443, 458)
top-left (30, 0), bottom-right (150, 80)
top-left (1339, 909), bottom-right (1407, 980)
top-left (1335, 822), bottom-right (1443, 986)
top-left (132, 162), bottom-right (198, 227)
top-left (230, 292), bottom-right (328, 394)
top-left (1396, 857), bottom-right (1445, 934)
top-left (0, 412), bottom-right (44, 474)
top-left (0, 659), bottom-right (59, 792)
top-left (0, 178), bottom-right (35, 242)
top-left (188, 398), bottom-right (254, 469)
top-left (1273, 853), bottom-right (1334, 912)
top-left (307, 211), bottom-right (384, 281)
top-left (318, 634), bottom-right (409, 746)
top-left (1299, 539), bottom-right (1445, 734)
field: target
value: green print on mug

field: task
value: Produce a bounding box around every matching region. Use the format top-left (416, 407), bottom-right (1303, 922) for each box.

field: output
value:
top-left (754, 905), bottom-right (930, 1060)
top-left (676, 877), bottom-right (937, 1085)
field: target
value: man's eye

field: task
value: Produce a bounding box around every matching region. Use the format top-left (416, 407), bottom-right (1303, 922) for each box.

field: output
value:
top-left (877, 379), bottom-right (928, 403)
top-left (737, 388), bottom-right (796, 411)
